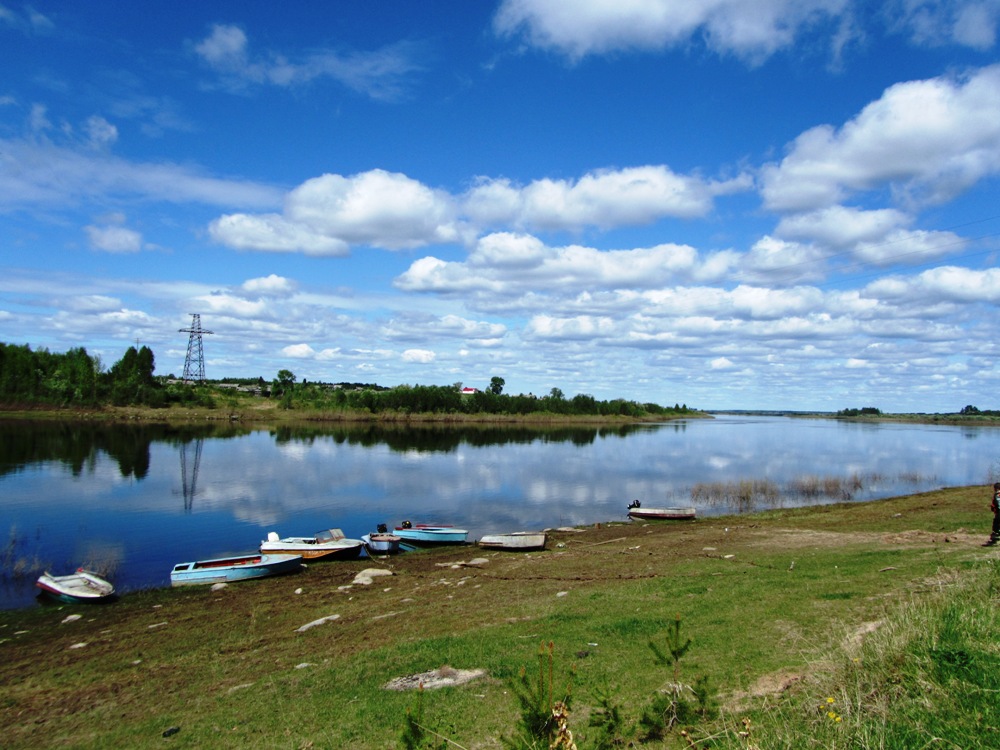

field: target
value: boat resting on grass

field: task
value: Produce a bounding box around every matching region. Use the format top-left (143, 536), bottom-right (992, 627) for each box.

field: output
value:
top-left (626, 501), bottom-right (696, 521)
top-left (362, 524), bottom-right (402, 555)
top-left (170, 553), bottom-right (303, 586)
top-left (394, 522), bottom-right (469, 547)
top-left (477, 531), bottom-right (547, 551)
top-left (260, 528), bottom-right (364, 561)
top-left (36, 568), bottom-right (116, 604)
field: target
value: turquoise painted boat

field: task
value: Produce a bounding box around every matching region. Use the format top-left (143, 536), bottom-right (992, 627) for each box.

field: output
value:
top-left (394, 522), bottom-right (468, 547)
top-left (170, 553), bottom-right (303, 586)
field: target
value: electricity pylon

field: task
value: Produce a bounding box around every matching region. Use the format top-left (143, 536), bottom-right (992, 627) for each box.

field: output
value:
top-left (179, 313), bottom-right (213, 383)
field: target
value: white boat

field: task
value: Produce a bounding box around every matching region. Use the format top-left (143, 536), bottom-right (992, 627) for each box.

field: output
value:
top-left (362, 525), bottom-right (402, 555)
top-left (478, 531), bottom-right (547, 551)
top-left (260, 528), bottom-right (364, 561)
top-left (627, 501), bottom-right (696, 521)
top-left (36, 569), bottom-right (116, 603)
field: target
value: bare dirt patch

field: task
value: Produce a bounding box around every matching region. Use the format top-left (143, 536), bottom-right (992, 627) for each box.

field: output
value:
top-left (736, 526), bottom-right (984, 550)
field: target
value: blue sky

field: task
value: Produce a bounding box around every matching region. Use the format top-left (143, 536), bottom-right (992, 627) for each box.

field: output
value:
top-left (3, 1), bottom-right (1000, 412)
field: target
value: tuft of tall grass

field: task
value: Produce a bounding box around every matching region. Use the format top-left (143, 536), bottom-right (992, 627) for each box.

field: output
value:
top-left (691, 471), bottom-right (934, 511)
top-left (698, 562), bottom-right (1000, 749)
top-left (0, 525), bottom-right (46, 581)
top-left (691, 479), bottom-right (780, 512)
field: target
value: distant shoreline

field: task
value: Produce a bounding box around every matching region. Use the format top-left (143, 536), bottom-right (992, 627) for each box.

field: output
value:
top-left (0, 404), bottom-right (710, 426)
top-left (709, 409), bottom-right (1000, 426)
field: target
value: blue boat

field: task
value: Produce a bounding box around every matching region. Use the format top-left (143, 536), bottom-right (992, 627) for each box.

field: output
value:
top-left (170, 553), bottom-right (303, 586)
top-left (394, 522), bottom-right (469, 547)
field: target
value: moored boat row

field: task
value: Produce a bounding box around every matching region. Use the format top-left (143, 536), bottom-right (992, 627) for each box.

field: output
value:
top-left (33, 515), bottom-right (568, 604)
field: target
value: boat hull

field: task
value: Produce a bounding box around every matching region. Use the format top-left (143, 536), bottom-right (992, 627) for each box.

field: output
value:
top-left (627, 507), bottom-right (696, 521)
top-left (36, 569), bottom-right (115, 603)
top-left (478, 532), bottom-right (547, 551)
top-left (394, 525), bottom-right (469, 546)
top-left (362, 533), bottom-right (401, 555)
top-left (170, 553), bottom-right (303, 586)
top-left (259, 538), bottom-right (363, 560)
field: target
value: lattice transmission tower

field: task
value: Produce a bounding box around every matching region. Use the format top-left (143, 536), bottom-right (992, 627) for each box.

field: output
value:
top-left (179, 313), bottom-right (213, 383)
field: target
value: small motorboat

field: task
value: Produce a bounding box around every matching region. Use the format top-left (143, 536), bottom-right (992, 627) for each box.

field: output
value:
top-left (626, 500), bottom-right (696, 521)
top-left (260, 528), bottom-right (364, 561)
top-left (36, 568), bottom-right (116, 604)
top-left (394, 521), bottom-right (469, 547)
top-left (170, 553), bottom-right (303, 586)
top-left (362, 524), bottom-right (402, 555)
top-left (477, 531), bottom-right (547, 551)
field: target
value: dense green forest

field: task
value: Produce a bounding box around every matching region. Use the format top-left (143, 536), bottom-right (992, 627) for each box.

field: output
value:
top-left (0, 342), bottom-right (687, 418)
top-left (0, 342), bottom-right (212, 409)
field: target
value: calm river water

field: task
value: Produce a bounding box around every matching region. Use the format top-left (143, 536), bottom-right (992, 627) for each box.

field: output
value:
top-left (2, 414), bottom-right (999, 610)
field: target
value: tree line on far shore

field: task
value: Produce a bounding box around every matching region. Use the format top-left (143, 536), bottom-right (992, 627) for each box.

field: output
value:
top-left (0, 342), bottom-right (212, 409)
top-left (0, 342), bottom-right (689, 418)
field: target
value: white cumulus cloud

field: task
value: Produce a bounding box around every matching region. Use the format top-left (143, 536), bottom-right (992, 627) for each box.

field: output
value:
top-left (396, 232), bottom-right (737, 298)
top-left (464, 166), bottom-right (750, 232)
top-left (761, 65), bottom-right (1000, 212)
top-left (85, 224), bottom-right (142, 253)
top-left (282, 343), bottom-right (317, 358)
top-left (211, 170), bottom-right (461, 254)
top-left (241, 274), bottom-right (298, 296)
top-left (402, 348), bottom-right (436, 363)
top-left (494, 0), bottom-right (849, 63)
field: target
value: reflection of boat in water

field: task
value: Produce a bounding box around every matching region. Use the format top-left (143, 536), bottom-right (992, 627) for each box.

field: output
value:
top-left (170, 553), bottom-right (302, 586)
top-left (394, 521), bottom-right (468, 547)
top-left (260, 528), bottom-right (364, 560)
top-left (362, 524), bottom-right (402, 555)
top-left (627, 500), bottom-right (696, 521)
top-left (477, 531), bottom-right (547, 551)
top-left (36, 569), bottom-right (116, 603)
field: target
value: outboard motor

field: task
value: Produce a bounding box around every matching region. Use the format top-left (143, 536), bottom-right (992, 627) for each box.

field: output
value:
top-left (628, 499), bottom-right (641, 509)
top-left (376, 523), bottom-right (388, 534)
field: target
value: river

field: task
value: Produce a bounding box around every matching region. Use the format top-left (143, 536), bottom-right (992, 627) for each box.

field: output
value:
top-left (2, 414), bottom-right (998, 610)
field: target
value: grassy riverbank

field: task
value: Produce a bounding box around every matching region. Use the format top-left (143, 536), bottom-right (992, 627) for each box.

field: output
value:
top-left (2, 486), bottom-right (997, 748)
top-left (0, 401), bottom-right (701, 425)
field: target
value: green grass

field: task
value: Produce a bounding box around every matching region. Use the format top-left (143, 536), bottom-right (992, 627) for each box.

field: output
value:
top-left (2, 486), bottom-right (997, 748)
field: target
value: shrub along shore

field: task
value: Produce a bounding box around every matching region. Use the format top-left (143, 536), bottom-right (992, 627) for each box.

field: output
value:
top-left (1, 485), bottom-right (997, 748)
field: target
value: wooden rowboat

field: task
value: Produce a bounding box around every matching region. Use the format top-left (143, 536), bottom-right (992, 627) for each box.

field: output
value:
top-left (626, 504), bottom-right (696, 521)
top-left (36, 568), bottom-right (116, 604)
top-left (170, 553), bottom-right (303, 586)
top-left (477, 531), bottom-right (547, 551)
